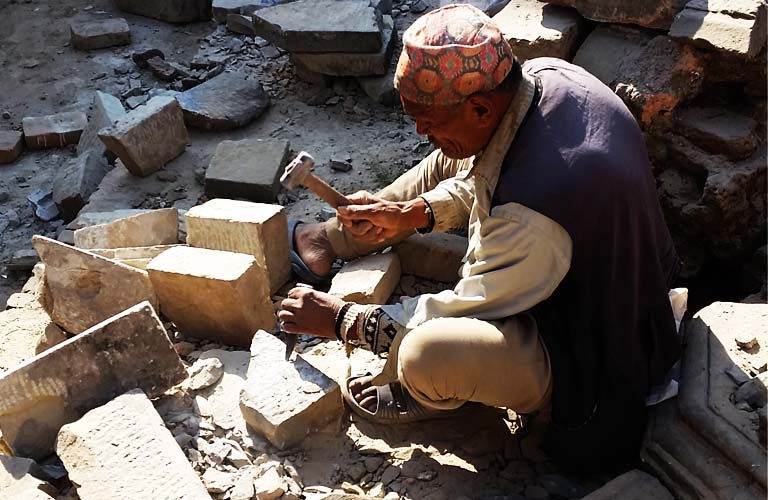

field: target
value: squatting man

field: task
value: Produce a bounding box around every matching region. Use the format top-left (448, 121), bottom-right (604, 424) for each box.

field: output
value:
top-left (277, 4), bottom-right (681, 469)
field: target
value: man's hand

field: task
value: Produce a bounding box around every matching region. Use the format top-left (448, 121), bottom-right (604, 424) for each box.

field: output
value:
top-left (278, 287), bottom-right (345, 339)
top-left (337, 191), bottom-right (430, 244)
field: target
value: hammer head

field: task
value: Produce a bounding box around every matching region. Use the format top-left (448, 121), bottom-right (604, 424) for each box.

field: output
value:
top-left (280, 151), bottom-right (315, 191)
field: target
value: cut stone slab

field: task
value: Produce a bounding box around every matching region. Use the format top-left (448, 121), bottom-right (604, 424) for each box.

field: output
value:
top-left (0, 307), bottom-right (66, 374)
top-left (98, 96), bottom-right (188, 177)
top-left (77, 91), bottom-right (128, 157)
top-left (674, 107), bottom-right (759, 160)
top-left (0, 301), bottom-right (185, 460)
top-left (0, 130), bottom-right (23, 164)
top-left (292, 16), bottom-right (396, 76)
top-left (396, 233), bottom-right (467, 284)
top-left (52, 150), bottom-right (111, 223)
top-left (114, 0), bottom-right (213, 23)
top-left (240, 330), bottom-right (342, 449)
top-left (0, 455), bottom-right (57, 499)
top-left (57, 389), bottom-right (212, 500)
top-left (70, 208), bottom-right (152, 229)
top-left (185, 199), bottom-right (291, 294)
top-left (175, 72), bottom-right (270, 131)
top-left (32, 236), bottom-right (157, 334)
top-left (197, 349), bottom-right (251, 433)
top-left (251, 0), bottom-right (384, 53)
top-left (492, 0), bottom-right (585, 62)
top-left (328, 253), bottom-right (401, 305)
top-left (543, 0), bottom-right (688, 29)
top-left (227, 13), bottom-right (256, 35)
top-left (670, 0), bottom-right (767, 59)
top-left (213, 0), bottom-right (260, 23)
top-left (22, 111), bottom-right (87, 150)
top-left (73, 208), bottom-right (179, 249)
top-left (70, 18), bottom-right (131, 50)
top-left (146, 246), bottom-right (275, 346)
top-left (89, 244), bottom-right (181, 260)
top-left (204, 138), bottom-right (290, 203)
top-left (582, 470), bottom-right (674, 500)
top-left (642, 302), bottom-right (768, 500)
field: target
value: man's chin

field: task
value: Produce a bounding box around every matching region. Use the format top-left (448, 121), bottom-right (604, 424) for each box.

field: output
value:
top-left (438, 146), bottom-right (471, 160)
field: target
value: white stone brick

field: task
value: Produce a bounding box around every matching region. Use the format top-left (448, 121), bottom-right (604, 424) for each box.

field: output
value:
top-left (328, 253), bottom-right (401, 304)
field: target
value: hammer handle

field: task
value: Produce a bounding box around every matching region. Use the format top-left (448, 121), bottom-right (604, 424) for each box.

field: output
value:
top-left (302, 173), bottom-right (352, 208)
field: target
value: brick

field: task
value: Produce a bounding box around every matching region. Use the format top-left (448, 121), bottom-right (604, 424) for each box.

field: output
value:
top-left (52, 150), bottom-right (111, 223)
top-left (239, 330), bottom-right (342, 449)
top-left (670, 0), bottom-right (767, 59)
top-left (114, 0), bottom-right (212, 23)
top-left (70, 18), bottom-right (131, 50)
top-left (98, 96), bottom-right (188, 177)
top-left (542, 0), bottom-right (687, 29)
top-left (675, 107), bottom-right (758, 160)
top-left (176, 72), bottom-right (270, 131)
top-left (204, 138), bottom-right (289, 203)
top-left (74, 208), bottom-right (179, 249)
top-left (328, 253), bottom-right (401, 305)
top-left (32, 235), bottom-right (157, 334)
top-left (146, 246), bottom-right (275, 346)
top-left (252, 0), bottom-right (384, 53)
top-left (57, 389), bottom-right (212, 500)
top-left (582, 470), bottom-right (673, 499)
top-left (0, 302), bottom-right (185, 459)
top-left (186, 199), bottom-right (291, 294)
top-left (396, 233), bottom-right (467, 284)
top-left (213, 0), bottom-right (260, 23)
top-left (492, 0), bottom-right (584, 62)
top-left (0, 130), bottom-right (23, 164)
top-left (0, 307), bottom-right (66, 374)
top-left (22, 111), bottom-right (87, 150)
top-left (0, 455), bottom-right (57, 499)
top-left (292, 16), bottom-right (397, 76)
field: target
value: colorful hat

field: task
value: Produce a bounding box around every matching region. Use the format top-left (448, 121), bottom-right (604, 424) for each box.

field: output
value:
top-left (394, 4), bottom-right (514, 107)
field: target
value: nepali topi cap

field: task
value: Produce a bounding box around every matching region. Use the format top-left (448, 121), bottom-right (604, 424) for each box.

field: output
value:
top-left (394, 3), bottom-right (515, 107)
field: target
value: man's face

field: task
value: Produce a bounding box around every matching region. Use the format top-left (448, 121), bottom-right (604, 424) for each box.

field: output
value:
top-left (401, 97), bottom-right (496, 160)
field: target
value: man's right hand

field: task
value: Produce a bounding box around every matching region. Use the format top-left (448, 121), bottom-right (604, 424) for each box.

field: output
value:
top-left (337, 191), bottom-right (431, 244)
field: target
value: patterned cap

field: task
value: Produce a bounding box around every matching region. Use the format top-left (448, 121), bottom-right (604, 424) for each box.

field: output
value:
top-left (394, 4), bottom-right (514, 107)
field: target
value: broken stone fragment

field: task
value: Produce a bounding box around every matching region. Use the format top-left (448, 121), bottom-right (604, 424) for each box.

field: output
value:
top-left (0, 455), bottom-right (57, 499)
top-left (227, 13), bottom-right (256, 35)
top-left (114, 0), bottom-right (213, 23)
top-left (253, 466), bottom-right (287, 500)
top-left (251, 0), bottom-right (384, 53)
top-left (0, 130), bottom-right (23, 164)
top-left (56, 389), bottom-right (212, 500)
top-left (240, 330), bottom-right (343, 449)
top-left (98, 96), bottom-right (188, 177)
top-left (0, 301), bottom-right (185, 459)
top-left (70, 18), bottom-right (131, 50)
top-left (213, 0), bottom-right (260, 23)
top-left (328, 253), bottom-right (401, 304)
top-left (734, 373), bottom-right (768, 409)
top-left (581, 470), bottom-right (674, 499)
top-left (674, 107), bottom-right (759, 160)
top-left (396, 232), bottom-right (467, 284)
top-left (73, 207), bottom-right (179, 249)
top-left (492, 0), bottom-right (585, 62)
top-left (22, 111), bottom-right (87, 150)
top-left (146, 246), bottom-right (276, 346)
top-left (196, 349), bottom-right (251, 433)
top-left (132, 48), bottom-right (165, 68)
top-left (175, 72), bottom-right (270, 131)
top-left (543, 0), bottom-right (688, 29)
top-left (187, 357), bottom-right (225, 391)
top-left (52, 151), bottom-right (110, 223)
top-left (147, 56), bottom-right (178, 81)
top-left (0, 307), bottom-right (66, 374)
top-left (32, 235), bottom-right (158, 334)
top-left (185, 198), bottom-right (291, 293)
top-left (292, 16), bottom-right (397, 76)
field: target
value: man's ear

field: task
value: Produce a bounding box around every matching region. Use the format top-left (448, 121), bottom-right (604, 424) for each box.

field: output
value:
top-left (467, 94), bottom-right (494, 127)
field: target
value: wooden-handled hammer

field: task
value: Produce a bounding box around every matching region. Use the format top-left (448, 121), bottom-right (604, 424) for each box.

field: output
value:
top-left (280, 151), bottom-right (351, 208)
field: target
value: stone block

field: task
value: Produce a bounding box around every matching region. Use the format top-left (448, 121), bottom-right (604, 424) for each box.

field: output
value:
top-left (252, 0), bottom-right (384, 53)
top-left (582, 470), bottom-right (674, 500)
top-left (175, 72), bottom-right (270, 131)
top-left (357, 69), bottom-right (398, 106)
top-left (239, 330), bottom-right (342, 449)
top-left (146, 246), bottom-right (275, 346)
top-left (77, 91), bottom-right (127, 158)
top-left (70, 208), bottom-right (152, 229)
top-left (642, 302), bottom-right (768, 500)
top-left (32, 236), bottom-right (157, 334)
top-left (670, 0), bottom-right (767, 59)
top-left (186, 199), bottom-right (291, 294)
top-left (98, 96), bottom-right (188, 177)
top-left (227, 13), bottom-right (256, 35)
top-left (396, 233), bottom-right (468, 284)
top-left (292, 16), bottom-right (396, 76)
top-left (213, 0), bottom-right (260, 23)
top-left (492, 0), bottom-right (584, 62)
top-left (73, 208), bottom-right (179, 249)
top-left (0, 301), bottom-right (185, 459)
top-left (0, 130), bottom-right (23, 164)
top-left (88, 244), bottom-right (181, 260)
top-left (22, 111), bottom-right (87, 150)
top-left (328, 253), bottom-right (401, 304)
top-left (114, 0), bottom-right (212, 23)
top-left (196, 349), bottom-right (251, 433)
top-left (0, 307), bottom-right (66, 374)
top-left (204, 138), bottom-right (289, 203)
top-left (70, 18), bottom-right (131, 50)
top-left (57, 389), bottom-right (212, 500)
top-left (675, 107), bottom-right (759, 160)
top-left (543, 0), bottom-right (688, 29)
top-left (0, 455), bottom-right (57, 499)
top-left (52, 150), bottom-right (111, 223)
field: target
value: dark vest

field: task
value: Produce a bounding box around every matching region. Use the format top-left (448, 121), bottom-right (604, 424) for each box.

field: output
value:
top-left (493, 59), bottom-right (681, 470)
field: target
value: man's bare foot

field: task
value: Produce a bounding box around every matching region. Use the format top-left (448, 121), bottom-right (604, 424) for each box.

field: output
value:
top-left (349, 374), bottom-right (378, 412)
top-left (294, 222), bottom-right (336, 278)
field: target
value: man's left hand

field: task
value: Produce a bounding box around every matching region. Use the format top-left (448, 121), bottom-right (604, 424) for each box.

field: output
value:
top-left (278, 287), bottom-right (345, 339)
